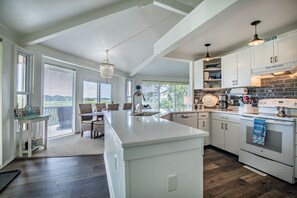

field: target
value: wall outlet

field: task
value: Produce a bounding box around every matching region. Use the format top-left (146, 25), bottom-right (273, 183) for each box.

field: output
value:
top-left (167, 174), bottom-right (177, 192)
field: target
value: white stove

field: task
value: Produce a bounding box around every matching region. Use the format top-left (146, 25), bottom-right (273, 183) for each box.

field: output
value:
top-left (239, 98), bottom-right (297, 183)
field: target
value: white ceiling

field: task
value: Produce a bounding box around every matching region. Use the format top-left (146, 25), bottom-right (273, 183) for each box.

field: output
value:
top-left (164, 0), bottom-right (297, 60)
top-left (0, 0), bottom-right (200, 78)
top-left (0, 0), bottom-right (122, 35)
top-left (41, 4), bottom-right (183, 73)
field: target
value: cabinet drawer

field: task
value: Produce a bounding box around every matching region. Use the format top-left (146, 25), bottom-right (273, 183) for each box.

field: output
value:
top-left (198, 112), bottom-right (209, 119)
top-left (212, 113), bottom-right (240, 123)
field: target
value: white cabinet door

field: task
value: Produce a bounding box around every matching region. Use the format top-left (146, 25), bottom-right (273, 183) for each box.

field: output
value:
top-left (199, 119), bottom-right (210, 145)
top-left (224, 122), bottom-right (240, 155)
top-left (276, 32), bottom-right (297, 65)
top-left (211, 119), bottom-right (224, 150)
top-left (222, 53), bottom-right (237, 88)
top-left (194, 59), bottom-right (203, 89)
top-left (237, 48), bottom-right (252, 87)
top-left (252, 40), bottom-right (274, 69)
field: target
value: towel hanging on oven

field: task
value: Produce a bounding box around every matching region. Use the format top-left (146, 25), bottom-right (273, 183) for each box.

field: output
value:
top-left (252, 118), bottom-right (267, 145)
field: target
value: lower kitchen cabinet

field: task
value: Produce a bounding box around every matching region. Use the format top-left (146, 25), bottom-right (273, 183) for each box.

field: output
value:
top-left (198, 113), bottom-right (210, 145)
top-left (212, 119), bottom-right (225, 149)
top-left (211, 113), bottom-right (240, 155)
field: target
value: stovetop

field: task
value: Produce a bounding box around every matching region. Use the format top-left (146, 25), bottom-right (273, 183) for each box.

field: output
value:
top-left (242, 113), bottom-right (297, 122)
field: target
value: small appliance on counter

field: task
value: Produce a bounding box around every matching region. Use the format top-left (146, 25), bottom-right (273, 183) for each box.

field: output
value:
top-left (218, 94), bottom-right (228, 110)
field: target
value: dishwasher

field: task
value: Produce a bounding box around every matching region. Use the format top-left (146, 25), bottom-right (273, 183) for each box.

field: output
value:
top-left (172, 113), bottom-right (198, 128)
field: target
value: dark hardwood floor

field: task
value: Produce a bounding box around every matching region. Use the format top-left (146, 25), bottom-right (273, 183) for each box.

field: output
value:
top-left (204, 148), bottom-right (297, 198)
top-left (1, 148), bottom-right (297, 198)
top-left (0, 155), bottom-right (110, 198)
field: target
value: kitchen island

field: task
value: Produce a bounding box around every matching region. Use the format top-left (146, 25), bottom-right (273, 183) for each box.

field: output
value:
top-left (103, 110), bottom-right (208, 198)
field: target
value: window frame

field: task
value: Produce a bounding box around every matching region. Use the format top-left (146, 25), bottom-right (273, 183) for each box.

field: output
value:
top-left (142, 80), bottom-right (189, 111)
top-left (16, 51), bottom-right (32, 109)
top-left (82, 80), bottom-right (99, 104)
top-left (82, 81), bottom-right (113, 104)
top-left (126, 79), bottom-right (132, 103)
top-left (99, 82), bottom-right (112, 103)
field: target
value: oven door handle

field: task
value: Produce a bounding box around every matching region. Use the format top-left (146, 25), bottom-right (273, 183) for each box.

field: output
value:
top-left (240, 117), bottom-right (294, 126)
top-left (265, 120), bottom-right (294, 126)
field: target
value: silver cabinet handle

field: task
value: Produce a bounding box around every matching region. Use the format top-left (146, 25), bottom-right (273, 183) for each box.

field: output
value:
top-left (270, 57), bottom-right (273, 63)
top-left (225, 123), bottom-right (228, 130)
top-left (203, 121), bottom-right (205, 127)
top-left (221, 122), bottom-right (224, 130)
top-left (275, 56), bottom-right (278, 62)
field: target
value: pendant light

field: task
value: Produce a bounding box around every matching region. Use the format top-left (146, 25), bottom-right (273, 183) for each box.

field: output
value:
top-left (99, 50), bottom-right (114, 79)
top-left (249, 20), bottom-right (264, 46)
top-left (203, 43), bottom-right (213, 61)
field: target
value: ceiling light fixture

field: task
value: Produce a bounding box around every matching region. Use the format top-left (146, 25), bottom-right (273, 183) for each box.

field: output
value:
top-left (249, 20), bottom-right (264, 46)
top-left (203, 43), bottom-right (213, 61)
top-left (99, 50), bottom-right (114, 79)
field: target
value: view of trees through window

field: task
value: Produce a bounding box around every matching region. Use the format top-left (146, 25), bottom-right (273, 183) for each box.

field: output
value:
top-left (142, 81), bottom-right (189, 111)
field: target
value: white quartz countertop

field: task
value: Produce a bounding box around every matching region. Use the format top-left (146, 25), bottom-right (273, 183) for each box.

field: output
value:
top-left (103, 110), bottom-right (209, 148)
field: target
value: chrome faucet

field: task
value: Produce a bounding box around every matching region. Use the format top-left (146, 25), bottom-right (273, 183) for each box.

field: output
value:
top-left (132, 90), bottom-right (146, 113)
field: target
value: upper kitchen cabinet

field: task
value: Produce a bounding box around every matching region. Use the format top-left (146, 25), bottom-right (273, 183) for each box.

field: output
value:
top-left (222, 48), bottom-right (260, 88)
top-left (194, 59), bottom-right (203, 89)
top-left (222, 52), bottom-right (237, 88)
top-left (194, 58), bottom-right (222, 90)
top-left (252, 30), bottom-right (297, 73)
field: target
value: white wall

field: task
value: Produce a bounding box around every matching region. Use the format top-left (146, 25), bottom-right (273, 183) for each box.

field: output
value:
top-left (0, 39), bottom-right (3, 166)
top-left (0, 34), bottom-right (128, 166)
top-left (0, 34), bottom-right (16, 167)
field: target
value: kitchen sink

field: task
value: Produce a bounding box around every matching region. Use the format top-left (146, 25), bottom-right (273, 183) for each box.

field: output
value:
top-left (130, 112), bottom-right (159, 116)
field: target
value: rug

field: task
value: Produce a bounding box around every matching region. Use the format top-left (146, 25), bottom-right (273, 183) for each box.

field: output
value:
top-left (33, 132), bottom-right (104, 157)
top-left (0, 170), bottom-right (21, 192)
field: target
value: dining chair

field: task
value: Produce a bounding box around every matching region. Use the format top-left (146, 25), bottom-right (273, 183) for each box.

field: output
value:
top-left (95, 103), bottom-right (106, 112)
top-left (92, 120), bottom-right (104, 139)
top-left (123, 103), bottom-right (132, 110)
top-left (107, 103), bottom-right (119, 110)
top-left (79, 104), bottom-right (95, 138)
top-left (95, 103), bottom-right (106, 121)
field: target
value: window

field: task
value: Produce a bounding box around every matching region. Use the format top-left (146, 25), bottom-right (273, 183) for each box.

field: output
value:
top-left (16, 52), bottom-right (31, 108)
top-left (142, 81), bottom-right (189, 111)
top-left (83, 81), bottom-right (98, 104)
top-left (82, 81), bottom-right (112, 105)
top-left (43, 64), bottom-right (75, 138)
top-left (100, 83), bottom-right (112, 103)
top-left (126, 80), bottom-right (132, 102)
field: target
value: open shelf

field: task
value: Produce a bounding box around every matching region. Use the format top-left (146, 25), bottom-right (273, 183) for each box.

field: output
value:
top-left (204, 68), bottom-right (221, 72)
top-left (204, 79), bottom-right (221, 82)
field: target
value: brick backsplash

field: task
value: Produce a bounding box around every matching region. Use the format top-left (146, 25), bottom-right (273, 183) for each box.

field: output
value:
top-left (194, 74), bottom-right (297, 106)
top-left (249, 74), bottom-right (297, 99)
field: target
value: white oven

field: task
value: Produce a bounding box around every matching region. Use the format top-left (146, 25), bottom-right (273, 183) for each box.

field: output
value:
top-left (240, 116), bottom-right (295, 165)
top-left (239, 115), bottom-right (296, 183)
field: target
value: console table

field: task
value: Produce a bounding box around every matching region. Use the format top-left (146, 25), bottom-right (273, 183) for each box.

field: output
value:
top-left (17, 115), bottom-right (50, 157)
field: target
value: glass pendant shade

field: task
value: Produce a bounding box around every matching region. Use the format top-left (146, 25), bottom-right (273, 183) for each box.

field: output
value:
top-left (100, 62), bottom-right (114, 79)
top-left (100, 50), bottom-right (114, 79)
top-left (249, 20), bottom-right (264, 46)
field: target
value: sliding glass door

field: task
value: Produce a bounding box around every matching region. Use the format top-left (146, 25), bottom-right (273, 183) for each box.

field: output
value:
top-left (43, 64), bottom-right (75, 138)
